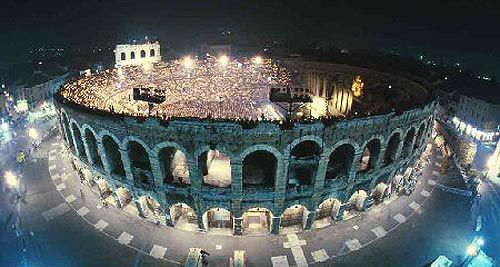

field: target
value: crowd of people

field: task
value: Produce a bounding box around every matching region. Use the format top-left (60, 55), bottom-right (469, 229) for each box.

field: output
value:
top-left (60, 57), bottom-right (291, 120)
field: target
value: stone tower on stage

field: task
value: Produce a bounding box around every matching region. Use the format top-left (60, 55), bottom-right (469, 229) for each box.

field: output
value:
top-left (114, 42), bottom-right (161, 68)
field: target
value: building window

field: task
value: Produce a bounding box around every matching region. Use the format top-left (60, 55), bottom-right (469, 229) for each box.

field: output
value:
top-left (131, 51), bottom-right (135, 59)
top-left (120, 52), bottom-right (126, 61)
top-left (150, 49), bottom-right (155, 57)
top-left (140, 50), bottom-right (146, 58)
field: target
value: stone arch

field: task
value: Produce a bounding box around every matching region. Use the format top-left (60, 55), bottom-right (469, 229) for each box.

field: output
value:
top-left (280, 204), bottom-right (309, 232)
top-left (288, 139), bottom-right (322, 186)
top-left (325, 141), bottom-right (356, 181)
top-left (101, 134), bottom-right (125, 178)
top-left (202, 207), bottom-right (233, 234)
top-left (130, 51), bottom-right (135, 59)
top-left (285, 135), bottom-right (323, 157)
top-left (82, 126), bottom-right (103, 169)
top-left (347, 190), bottom-right (368, 211)
top-left (120, 52), bottom-right (126, 61)
top-left (401, 127), bottom-right (416, 158)
top-left (140, 50), bottom-right (146, 58)
top-left (61, 112), bottom-right (75, 153)
top-left (169, 202), bottom-right (198, 231)
top-left (70, 122), bottom-right (87, 162)
top-left (138, 195), bottom-right (162, 223)
top-left (314, 198), bottom-right (342, 228)
top-left (157, 145), bottom-right (190, 186)
top-left (242, 207), bottom-right (273, 235)
top-left (197, 146), bottom-right (232, 188)
top-left (384, 130), bottom-right (402, 165)
top-left (242, 150), bottom-right (277, 189)
top-left (359, 137), bottom-right (381, 172)
top-left (414, 122), bottom-right (426, 150)
top-left (125, 139), bottom-right (153, 185)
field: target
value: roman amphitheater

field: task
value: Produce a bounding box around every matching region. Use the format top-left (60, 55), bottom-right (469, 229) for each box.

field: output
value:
top-left (55, 44), bottom-right (436, 236)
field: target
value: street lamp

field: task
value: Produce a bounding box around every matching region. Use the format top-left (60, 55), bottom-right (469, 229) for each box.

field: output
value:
top-left (28, 128), bottom-right (39, 140)
top-left (4, 171), bottom-right (19, 189)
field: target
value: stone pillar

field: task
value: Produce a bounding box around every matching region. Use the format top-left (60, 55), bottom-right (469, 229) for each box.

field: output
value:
top-left (188, 156), bottom-right (202, 191)
top-left (134, 195), bottom-right (145, 218)
top-left (70, 127), bottom-right (80, 158)
top-left (274, 158), bottom-right (288, 213)
top-left (347, 151), bottom-right (363, 184)
top-left (408, 132), bottom-right (418, 158)
top-left (394, 138), bottom-right (404, 162)
top-left (304, 210), bottom-right (317, 230)
top-left (231, 160), bottom-right (243, 198)
top-left (375, 146), bottom-right (386, 169)
top-left (150, 155), bottom-right (163, 188)
top-left (335, 204), bottom-right (346, 221)
top-left (312, 156), bottom-right (328, 203)
top-left (233, 216), bottom-right (243, 236)
top-left (81, 134), bottom-right (92, 165)
top-left (271, 215), bottom-right (282, 234)
top-left (97, 140), bottom-right (112, 176)
top-left (119, 148), bottom-right (134, 183)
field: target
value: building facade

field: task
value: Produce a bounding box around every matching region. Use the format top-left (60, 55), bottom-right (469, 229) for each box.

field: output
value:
top-left (56, 96), bottom-right (435, 235)
top-left (114, 42), bottom-right (161, 68)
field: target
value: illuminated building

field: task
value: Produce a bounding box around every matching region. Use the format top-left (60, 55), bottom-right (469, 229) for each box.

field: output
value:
top-left (55, 49), bottom-right (435, 235)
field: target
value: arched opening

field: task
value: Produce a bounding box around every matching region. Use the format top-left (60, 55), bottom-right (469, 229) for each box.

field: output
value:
top-left (61, 114), bottom-right (75, 153)
top-left (102, 135), bottom-right (125, 178)
top-left (170, 203), bottom-right (198, 231)
top-left (242, 208), bottom-right (272, 235)
top-left (71, 123), bottom-right (87, 162)
top-left (347, 190), bottom-right (368, 212)
top-left (359, 139), bottom-right (381, 172)
top-left (120, 52), bottom-right (126, 61)
top-left (242, 150), bottom-right (277, 190)
top-left (127, 141), bottom-right (152, 185)
top-left (203, 207), bottom-right (233, 235)
top-left (140, 50), bottom-right (146, 58)
top-left (401, 128), bottom-right (416, 158)
top-left (150, 49), bottom-right (155, 57)
top-left (84, 129), bottom-right (103, 169)
top-left (326, 144), bottom-right (355, 182)
top-left (130, 51), bottom-right (135, 59)
top-left (199, 149), bottom-right (231, 188)
top-left (314, 198), bottom-right (341, 228)
top-left (115, 187), bottom-right (133, 208)
top-left (158, 147), bottom-right (190, 186)
top-left (414, 124), bottom-right (426, 150)
top-left (384, 132), bottom-right (401, 165)
top-left (371, 182), bottom-right (388, 203)
top-left (280, 204), bottom-right (308, 234)
top-left (138, 196), bottom-right (163, 224)
top-left (95, 178), bottom-right (112, 199)
top-left (288, 140), bottom-right (321, 187)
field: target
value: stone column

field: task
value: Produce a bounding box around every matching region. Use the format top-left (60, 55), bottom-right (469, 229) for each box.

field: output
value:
top-left (271, 215), bottom-right (282, 234)
top-left (304, 210), bottom-right (317, 230)
top-left (233, 216), bottom-right (243, 236)
top-left (274, 158), bottom-right (288, 214)
top-left (312, 156), bottom-right (328, 203)
top-left (70, 127), bottom-right (81, 158)
top-left (347, 151), bottom-right (363, 184)
top-left (335, 204), bottom-right (346, 221)
top-left (188, 156), bottom-right (202, 192)
top-left (119, 148), bottom-right (134, 183)
top-left (375, 146), bottom-right (387, 169)
top-left (150, 155), bottom-right (163, 188)
top-left (81, 133), bottom-right (92, 165)
top-left (97, 140), bottom-right (112, 176)
top-left (231, 160), bottom-right (243, 198)
top-left (133, 194), bottom-right (145, 218)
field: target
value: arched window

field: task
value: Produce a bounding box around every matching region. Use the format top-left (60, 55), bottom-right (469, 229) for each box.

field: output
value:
top-left (401, 128), bottom-right (416, 158)
top-left (159, 147), bottom-right (190, 186)
top-left (384, 133), bottom-right (401, 165)
top-left (130, 51), bottom-right (135, 59)
top-left (102, 135), bottom-right (125, 177)
top-left (243, 150), bottom-right (277, 189)
top-left (120, 52), bottom-right (126, 61)
top-left (326, 143), bottom-right (355, 180)
top-left (359, 139), bottom-right (381, 172)
top-left (288, 140), bottom-right (321, 186)
top-left (150, 49), bottom-right (155, 57)
top-left (140, 50), bottom-right (146, 58)
top-left (127, 141), bottom-right (152, 184)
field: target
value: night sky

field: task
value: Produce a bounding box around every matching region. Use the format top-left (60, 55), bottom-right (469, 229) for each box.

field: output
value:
top-left (1, 0), bottom-right (500, 77)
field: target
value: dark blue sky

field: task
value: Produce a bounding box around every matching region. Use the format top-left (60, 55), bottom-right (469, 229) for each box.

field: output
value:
top-left (1, 0), bottom-right (499, 77)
